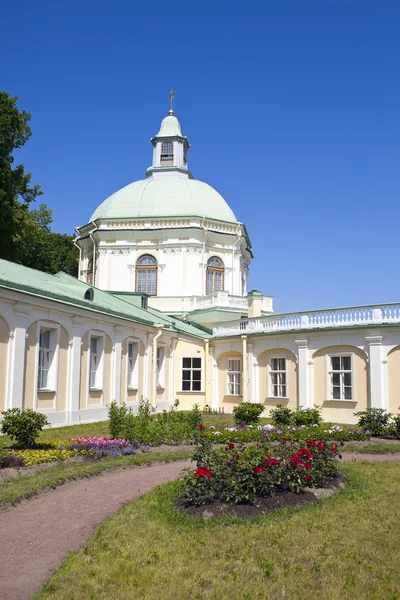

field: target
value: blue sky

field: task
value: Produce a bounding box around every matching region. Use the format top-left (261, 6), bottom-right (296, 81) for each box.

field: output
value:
top-left (1, 0), bottom-right (399, 313)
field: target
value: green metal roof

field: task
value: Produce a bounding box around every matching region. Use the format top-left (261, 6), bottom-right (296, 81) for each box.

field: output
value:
top-left (155, 114), bottom-right (183, 137)
top-left (89, 177), bottom-right (238, 223)
top-left (0, 260), bottom-right (211, 339)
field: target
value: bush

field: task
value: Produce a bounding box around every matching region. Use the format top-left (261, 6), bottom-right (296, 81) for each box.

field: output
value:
top-left (233, 403), bottom-right (265, 425)
top-left (270, 405), bottom-right (293, 426)
top-left (354, 408), bottom-right (392, 436)
top-left (1, 408), bottom-right (50, 448)
top-left (292, 406), bottom-right (322, 426)
top-left (108, 401), bottom-right (129, 439)
top-left (389, 414), bottom-right (400, 438)
top-left (181, 435), bottom-right (342, 506)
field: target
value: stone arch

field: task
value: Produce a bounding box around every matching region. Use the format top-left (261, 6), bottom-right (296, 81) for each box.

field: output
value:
top-left (0, 315), bottom-right (9, 412)
top-left (312, 344), bottom-right (368, 422)
top-left (257, 348), bottom-right (298, 411)
top-left (387, 346), bottom-right (400, 414)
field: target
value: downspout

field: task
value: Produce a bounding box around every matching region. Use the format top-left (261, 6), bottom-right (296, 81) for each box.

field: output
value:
top-left (151, 325), bottom-right (164, 409)
top-left (73, 228), bottom-right (82, 280)
top-left (232, 224), bottom-right (241, 296)
top-left (200, 217), bottom-right (207, 296)
top-left (241, 335), bottom-right (247, 403)
top-left (89, 221), bottom-right (98, 286)
top-left (204, 339), bottom-right (209, 408)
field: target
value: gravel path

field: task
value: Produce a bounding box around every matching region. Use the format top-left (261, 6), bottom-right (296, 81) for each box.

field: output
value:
top-left (1, 452), bottom-right (399, 600)
top-left (0, 459), bottom-right (191, 600)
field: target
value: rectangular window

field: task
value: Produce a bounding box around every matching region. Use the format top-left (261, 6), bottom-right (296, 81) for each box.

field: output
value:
top-left (330, 355), bottom-right (352, 400)
top-left (270, 358), bottom-right (287, 398)
top-left (157, 346), bottom-right (166, 388)
top-left (37, 330), bottom-right (52, 390)
top-left (127, 342), bottom-right (139, 389)
top-left (182, 357), bottom-right (202, 392)
top-left (89, 336), bottom-right (103, 389)
top-left (227, 359), bottom-right (241, 396)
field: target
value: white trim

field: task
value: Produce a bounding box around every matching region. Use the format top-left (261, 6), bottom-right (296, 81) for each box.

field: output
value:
top-left (226, 357), bottom-right (241, 396)
top-left (181, 356), bottom-right (202, 392)
top-left (267, 355), bottom-right (288, 399)
top-left (34, 321), bottom-right (60, 411)
top-left (126, 338), bottom-right (140, 392)
top-left (88, 331), bottom-right (105, 398)
top-left (325, 352), bottom-right (355, 402)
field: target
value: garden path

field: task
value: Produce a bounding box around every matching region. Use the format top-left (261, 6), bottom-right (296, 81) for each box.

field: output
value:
top-left (0, 459), bottom-right (191, 600)
top-left (1, 453), bottom-right (400, 600)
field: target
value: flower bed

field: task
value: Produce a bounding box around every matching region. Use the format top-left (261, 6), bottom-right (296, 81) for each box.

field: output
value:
top-left (180, 432), bottom-right (343, 507)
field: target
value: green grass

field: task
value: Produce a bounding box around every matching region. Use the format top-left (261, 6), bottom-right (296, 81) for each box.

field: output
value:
top-left (344, 441), bottom-right (400, 453)
top-left (0, 420), bottom-right (111, 449)
top-left (34, 461), bottom-right (400, 600)
top-left (0, 451), bottom-right (192, 506)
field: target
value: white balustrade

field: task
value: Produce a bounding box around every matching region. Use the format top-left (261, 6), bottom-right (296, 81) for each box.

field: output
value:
top-left (212, 303), bottom-right (400, 337)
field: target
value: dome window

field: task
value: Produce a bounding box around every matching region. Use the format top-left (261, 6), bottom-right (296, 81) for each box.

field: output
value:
top-left (160, 141), bottom-right (173, 167)
top-left (136, 255), bottom-right (157, 296)
top-left (84, 288), bottom-right (94, 301)
top-left (206, 257), bottom-right (224, 295)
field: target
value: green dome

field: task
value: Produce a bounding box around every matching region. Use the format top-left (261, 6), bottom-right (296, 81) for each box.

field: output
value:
top-left (156, 115), bottom-right (182, 137)
top-left (90, 177), bottom-right (238, 223)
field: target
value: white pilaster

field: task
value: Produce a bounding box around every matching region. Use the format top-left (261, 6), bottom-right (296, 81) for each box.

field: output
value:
top-left (168, 337), bottom-right (178, 406)
top-left (68, 318), bottom-right (84, 419)
top-left (241, 335), bottom-right (248, 403)
top-left (112, 326), bottom-right (125, 404)
top-left (247, 341), bottom-right (255, 402)
top-left (366, 335), bottom-right (386, 409)
top-left (295, 339), bottom-right (311, 409)
top-left (7, 303), bottom-right (30, 410)
top-left (210, 346), bottom-right (219, 411)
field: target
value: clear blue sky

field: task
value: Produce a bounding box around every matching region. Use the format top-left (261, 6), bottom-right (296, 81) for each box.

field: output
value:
top-left (1, 0), bottom-right (399, 313)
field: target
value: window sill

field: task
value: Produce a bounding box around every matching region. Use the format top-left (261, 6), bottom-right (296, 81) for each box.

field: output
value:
top-left (37, 389), bottom-right (56, 393)
top-left (89, 388), bottom-right (103, 392)
top-left (224, 395), bottom-right (243, 399)
top-left (156, 386), bottom-right (165, 391)
top-left (323, 399), bottom-right (356, 404)
top-left (178, 391), bottom-right (204, 394)
top-left (127, 387), bottom-right (138, 391)
top-left (265, 397), bottom-right (289, 401)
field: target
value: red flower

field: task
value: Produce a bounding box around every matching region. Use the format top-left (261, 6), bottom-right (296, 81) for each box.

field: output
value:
top-left (305, 474), bottom-right (311, 481)
top-left (194, 467), bottom-right (212, 478)
top-left (227, 442), bottom-right (235, 449)
top-left (298, 448), bottom-right (312, 459)
top-left (199, 424), bottom-right (205, 430)
top-left (340, 441), bottom-right (344, 447)
top-left (254, 466), bottom-right (264, 474)
top-left (317, 441), bottom-right (325, 452)
top-left (305, 462), bottom-right (311, 469)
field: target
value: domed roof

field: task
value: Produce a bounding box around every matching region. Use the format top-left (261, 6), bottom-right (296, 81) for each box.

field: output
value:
top-left (156, 115), bottom-right (182, 137)
top-left (90, 177), bottom-right (237, 223)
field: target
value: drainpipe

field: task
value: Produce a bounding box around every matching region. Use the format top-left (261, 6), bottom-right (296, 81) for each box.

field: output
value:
top-left (89, 221), bottom-right (98, 286)
top-left (204, 339), bottom-right (209, 407)
top-left (241, 335), bottom-right (247, 403)
top-left (232, 224), bottom-right (241, 296)
top-left (73, 228), bottom-right (82, 279)
top-left (151, 325), bottom-right (164, 409)
top-left (200, 217), bottom-right (207, 296)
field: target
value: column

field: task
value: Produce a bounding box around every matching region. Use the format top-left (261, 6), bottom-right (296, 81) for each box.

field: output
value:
top-left (247, 342), bottom-right (258, 403)
top-left (168, 337), bottom-right (178, 406)
top-left (241, 335), bottom-right (248, 403)
top-left (112, 326), bottom-right (125, 404)
top-left (366, 335), bottom-right (386, 410)
top-left (210, 345), bottom-right (219, 411)
top-left (68, 318), bottom-right (84, 421)
top-left (7, 303), bottom-right (30, 410)
top-left (204, 339), bottom-right (209, 408)
top-left (295, 339), bottom-right (311, 409)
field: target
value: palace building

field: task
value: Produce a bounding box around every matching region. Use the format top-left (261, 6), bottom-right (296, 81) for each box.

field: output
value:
top-left (0, 106), bottom-right (399, 424)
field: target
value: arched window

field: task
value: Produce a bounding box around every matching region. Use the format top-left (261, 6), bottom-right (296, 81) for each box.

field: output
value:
top-left (160, 141), bottom-right (173, 166)
top-left (206, 256), bottom-right (224, 295)
top-left (136, 255), bottom-right (157, 296)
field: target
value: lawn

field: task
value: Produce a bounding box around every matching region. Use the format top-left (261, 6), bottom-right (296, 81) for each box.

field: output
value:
top-left (34, 461), bottom-right (400, 600)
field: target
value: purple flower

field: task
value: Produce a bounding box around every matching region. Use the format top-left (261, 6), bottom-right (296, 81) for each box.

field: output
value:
top-left (276, 429), bottom-right (282, 435)
top-left (365, 430), bottom-right (371, 435)
top-left (356, 430), bottom-right (361, 435)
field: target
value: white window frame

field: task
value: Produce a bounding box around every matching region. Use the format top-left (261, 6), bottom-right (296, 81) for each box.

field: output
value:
top-left (157, 345), bottom-right (166, 389)
top-left (181, 357), bottom-right (202, 392)
top-left (35, 322), bottom-right (60, 402)
top-left (227, 358), bottom-right (242, 396)
top-left (127, 339), bottom-right (140, 390)
top-left (326, 353), bottom-right (354, 401)
top-left (89, 333), bottom-right (105, 391)
top-left (268, 357), bottom-right (287, 399)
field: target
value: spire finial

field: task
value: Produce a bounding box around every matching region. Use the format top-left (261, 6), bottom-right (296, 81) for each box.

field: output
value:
top-left (168, 88), bottom-right (176, 115)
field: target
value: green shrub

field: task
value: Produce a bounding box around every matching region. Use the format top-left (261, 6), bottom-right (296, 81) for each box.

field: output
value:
top-left (233, 402), bottom-right (265, 425)
top-left (389, 414), bottom-right (400, 438)
top-left (108, 401), bottom-right (129, 439)
top-left (1, 408), bottom-right (50, 448)
top-left (355, 408), bottom-right (392, 436)
top-left (292, 406), bottom-right (322, 426)
top-left (270, 405), bottom-right (293, 426)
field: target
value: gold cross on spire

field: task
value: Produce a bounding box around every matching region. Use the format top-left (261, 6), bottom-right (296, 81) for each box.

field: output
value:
top-left (168, 88), bottom-right (176, 115)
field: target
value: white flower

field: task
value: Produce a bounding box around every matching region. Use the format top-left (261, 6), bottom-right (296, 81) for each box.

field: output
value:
top-left (213, 431), bottom-right (222, 435)
top-left (209, 425), bottom-right (215, 430)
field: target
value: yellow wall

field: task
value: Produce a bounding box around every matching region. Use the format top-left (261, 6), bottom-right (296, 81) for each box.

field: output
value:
top-left (218, 351), bottom-right (243, 413)
top-left (387, 346), bottom-right (400, 414)
top-left (313, 345), bottom-right (368, 421)
top-left (258, 348), bottom-right (298, 413)
top-left (174, 338), bottom-right (206, 410)
top-left (0, 316), bottom-right (9, 411)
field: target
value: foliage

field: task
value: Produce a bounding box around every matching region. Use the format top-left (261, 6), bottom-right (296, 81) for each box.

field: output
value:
top-left (389, 414), bottom-right (400, 438)
top-left (1, 408), bottom-right (50, 448)
top-left (181, 433), bottom-right (342, 505)
top-left (292, 406), bottom-right (322, 426)
top-left (0, 452), bottom-right (25, 469)
top-left (233, 402), bottom-right (265, 425)
top-left (108, 401), bottom-right (129, 439)
top-left (270, 404), bottom-right (293, 426)
top-left (354, 408), bottom-right (393, 436)
top-left (0, 92), bottom-right (78, 274)
top-left (7, 446), bottom-right (78, 466)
